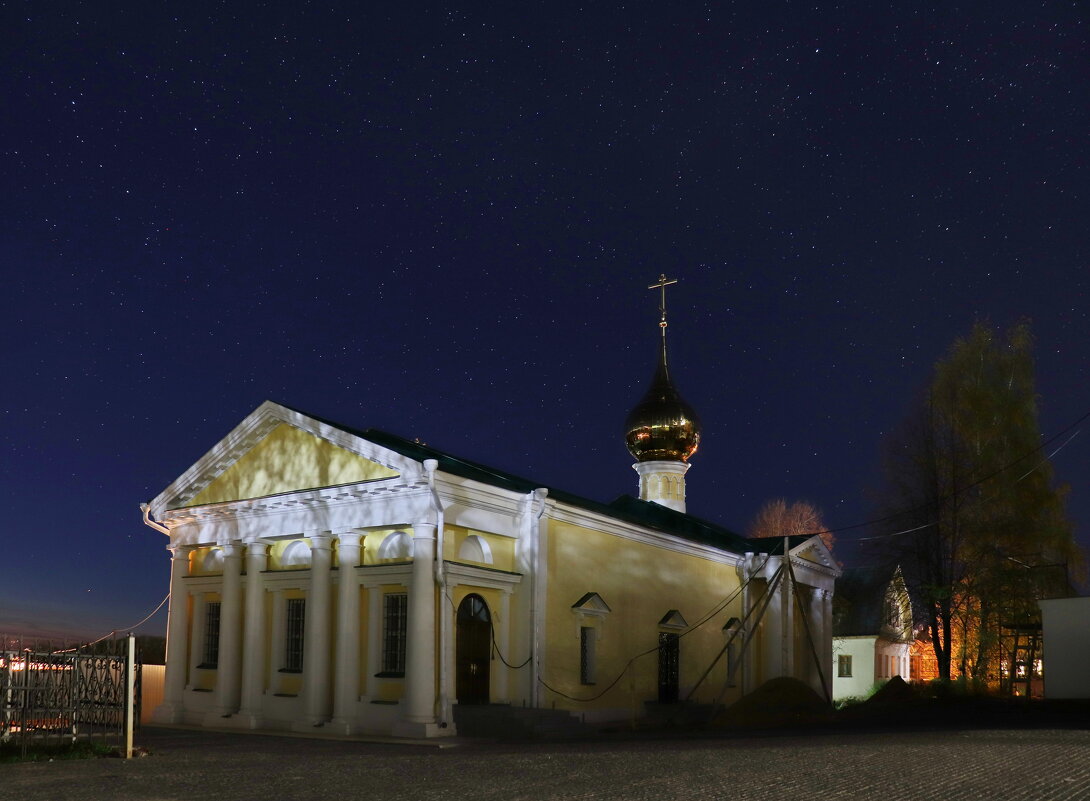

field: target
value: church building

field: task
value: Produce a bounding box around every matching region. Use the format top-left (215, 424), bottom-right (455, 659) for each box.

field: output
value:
top-left (144, 277), bottom-right (839, 737)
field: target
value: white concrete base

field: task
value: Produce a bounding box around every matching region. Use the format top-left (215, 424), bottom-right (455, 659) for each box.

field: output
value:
top-left (218, 712), bottom-right (263, 730)
top-left (150, 703), bottom-right (185, 725)
top-left (291, 718), bottom-right (332, 733)
top-left (392, 719), bottom-right (451, 738)
top-left (327, 717), bottom-right (357, 735)
top-left (202, 710), bottom-right (237, 726)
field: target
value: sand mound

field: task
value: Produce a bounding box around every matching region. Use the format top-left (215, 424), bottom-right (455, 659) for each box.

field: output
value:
top-left (713, 677), bottom-right (832, 728)
top-left (865, 675), bottom-right (917, 706)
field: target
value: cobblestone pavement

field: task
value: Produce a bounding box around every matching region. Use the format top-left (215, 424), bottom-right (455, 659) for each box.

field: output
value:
top-left (7, 726), bottom-right (1090, 800)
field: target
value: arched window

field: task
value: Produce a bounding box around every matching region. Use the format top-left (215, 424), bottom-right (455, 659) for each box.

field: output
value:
top-left (281, 540), bottom-right (311, 568)
top-left (377, 531), bottom-right (413, 560)
top-left (457, 534), bottom-right (493, 565)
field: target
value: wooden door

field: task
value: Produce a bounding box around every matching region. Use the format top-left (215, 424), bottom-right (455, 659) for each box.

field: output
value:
top-left (456, 594), bottom-right (491, 705)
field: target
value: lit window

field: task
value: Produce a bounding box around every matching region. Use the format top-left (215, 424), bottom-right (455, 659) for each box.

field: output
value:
top-left (580, 626), bottom-right (596, 685)
top-left (382, 593), bottom-right (408, 674)
top-left (202, 602), bottom-right (221, 667)
top-left (838, 654), bottom-right (852, 678)
top-left (283, 598), bottom-right (305, 672)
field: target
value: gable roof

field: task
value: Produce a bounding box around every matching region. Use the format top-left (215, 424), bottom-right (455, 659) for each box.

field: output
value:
top-left (833, 565), bottom-right (902, 636)
top-left (156, 400), bottom-right (824, 561)
top-left (278, 403), bottom-right (769, 555)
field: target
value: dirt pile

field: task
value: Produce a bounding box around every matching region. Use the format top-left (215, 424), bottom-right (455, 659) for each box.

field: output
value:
top-left (864, 675), bottom-right (917, 706)
top-left (713, 677), bottom-right (833, 729)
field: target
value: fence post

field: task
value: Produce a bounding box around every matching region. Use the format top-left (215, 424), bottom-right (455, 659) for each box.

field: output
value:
top-left (124, 634), bottom-right (135, 759)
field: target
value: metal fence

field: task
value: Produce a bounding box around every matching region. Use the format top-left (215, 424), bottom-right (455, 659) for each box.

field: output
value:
top-left (0, 634), bottom-right (140, 758)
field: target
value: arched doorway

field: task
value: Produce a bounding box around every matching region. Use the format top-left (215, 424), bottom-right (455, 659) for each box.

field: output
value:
top-left (456, 593), bottom-right (491, 705)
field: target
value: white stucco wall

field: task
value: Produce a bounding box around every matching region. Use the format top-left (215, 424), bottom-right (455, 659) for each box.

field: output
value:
top-left (874, 640), bottom-right (912, 683)
top-left (832, 636), bottom-right (912, 701)
top-left (832, 636), bottom-right (876, 701)
top-left (1039, 597), bottom-right (1090, 699)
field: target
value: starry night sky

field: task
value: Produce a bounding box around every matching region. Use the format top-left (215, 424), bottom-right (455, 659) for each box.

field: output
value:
top-left (3, 3), bottom-right (1088, 639)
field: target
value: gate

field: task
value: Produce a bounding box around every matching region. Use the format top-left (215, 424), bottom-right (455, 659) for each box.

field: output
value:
top-left (1, 635), bottom-right (139, 758)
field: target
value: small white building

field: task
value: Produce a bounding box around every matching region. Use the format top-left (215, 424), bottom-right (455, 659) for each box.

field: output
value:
top-left (832, 566), bottom-right (913, 701)
top-left (1038, 597), bottom-right (1090, 699)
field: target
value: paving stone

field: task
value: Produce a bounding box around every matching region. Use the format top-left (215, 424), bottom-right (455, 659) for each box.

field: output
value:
top-left (4, 725), bottom-right (1090, 800)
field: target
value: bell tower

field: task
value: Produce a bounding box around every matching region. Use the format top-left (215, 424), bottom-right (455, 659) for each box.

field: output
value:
top-left (623, 274), bottom-right (702, 513)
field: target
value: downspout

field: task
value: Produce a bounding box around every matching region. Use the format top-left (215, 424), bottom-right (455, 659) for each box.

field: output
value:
top-left (423, 460), bottom-right (450, 728)
top-left (140, 502), bottom-right (170, 535)
top-left (528, 487), bottom-right (548, 709)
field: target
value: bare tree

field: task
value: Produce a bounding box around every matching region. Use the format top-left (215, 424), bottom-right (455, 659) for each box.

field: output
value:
top-left (747, 498), bottom-right (834, 553)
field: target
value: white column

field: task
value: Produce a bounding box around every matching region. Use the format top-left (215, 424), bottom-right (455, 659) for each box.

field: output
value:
top-left (781, 554), bottom-right (795, 678)
top-left (236, 542), bottom-right (268, 726)
top-left (822, 589), bottom-right (833, 690)
top-left (362, 586), bottom-right (383, 700)
top-left (495, 591), bottom-right (511, 702)
top-left (302, 533), bottom-right (333, 725)
top-left (395, 521), bottom-right (440, 737)
top-left (213, 542), bottom-right (244, 717)
top-left (153, 544), bottom-right (191, 724)
top-left (762, 568), bottom-right (785, 681)
top-left (331, 531), bottom-right (362, 733)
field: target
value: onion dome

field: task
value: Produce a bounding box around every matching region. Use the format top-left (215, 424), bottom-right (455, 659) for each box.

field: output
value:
top-left (624, 343), bottom-right (702, 462)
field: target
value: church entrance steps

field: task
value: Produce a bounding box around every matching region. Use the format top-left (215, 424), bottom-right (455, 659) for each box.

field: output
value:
top-left (451, 704), bottom-right (588, 740)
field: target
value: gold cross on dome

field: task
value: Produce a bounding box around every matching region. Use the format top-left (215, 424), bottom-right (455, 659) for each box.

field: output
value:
top-left (648, 273), bottom-right (678, 329)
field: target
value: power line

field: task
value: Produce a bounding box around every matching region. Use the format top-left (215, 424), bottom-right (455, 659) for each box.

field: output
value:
top-left (534, 541), bottom-right (786, 704)
top-left (793, 407), bottom-right (1090, 541)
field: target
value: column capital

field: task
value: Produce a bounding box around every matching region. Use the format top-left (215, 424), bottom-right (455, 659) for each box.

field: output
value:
top-left (245, 541), bottom-right (269, 557)
top-left (220, 542), bottom-right (244, 559)
top-left (168, 543), bottom-right (193, 559)
top-left (307, 531), bottom-right (333, 549)
top-left (411, 521), bottom-right (438, 539)
top-left (336, 530), bottom-right (363, 548)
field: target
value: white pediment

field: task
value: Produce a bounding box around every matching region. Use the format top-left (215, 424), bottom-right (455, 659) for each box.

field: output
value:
top-left (571, 592), bottom-right (612, 616)
top-left (149, 401), bottom-right (427, 515)
top-left (658, 609), bottom-right (688, 630)
top-left (790, 535), bottom-right (839, 573)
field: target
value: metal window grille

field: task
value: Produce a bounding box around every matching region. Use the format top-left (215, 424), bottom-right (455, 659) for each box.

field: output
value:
top-left (382, 593), bottom-right (407, 673)
top-left (284, 598), bottom-right (305, 672)
top-left (838, 654), bottom-right (852, 678)
top-left (579, 626), bottom-right (596, 685)
top-left (203, 602), bottom-right (221, 667)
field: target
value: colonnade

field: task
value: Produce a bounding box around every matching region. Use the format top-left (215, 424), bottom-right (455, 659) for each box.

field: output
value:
top-left (155, 524), bottom-right (440, 735)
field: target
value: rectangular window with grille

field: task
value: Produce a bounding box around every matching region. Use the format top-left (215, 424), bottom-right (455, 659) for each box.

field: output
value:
top-left (838, 654), bottom-right (852, 678)
top-left (202, 602), bottom-right (221, 667)
top-left (283, 598), bottom-right (305, 672)
top-left (382, 593), bottom-right (407, 675)
top-left (579, 626), bottom-right (596, 685)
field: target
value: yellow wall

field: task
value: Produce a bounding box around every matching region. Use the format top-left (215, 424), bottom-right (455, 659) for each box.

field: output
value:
top-left (444, 526), bottom-right (515, 572)
top-left (544, 521), bottom-right (745, 712)
top-left (189, 546), bottom-right (221, 576)
top-left (183, 423), bottom-right (398, 507)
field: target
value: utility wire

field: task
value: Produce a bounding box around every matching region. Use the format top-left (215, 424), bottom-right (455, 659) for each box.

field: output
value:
top-left (790, 408), bottom-right (1090, 542)
top-left (54, 592), bottom-right (171, 653)
top-left (535, 541), bottom-right (786, 704)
